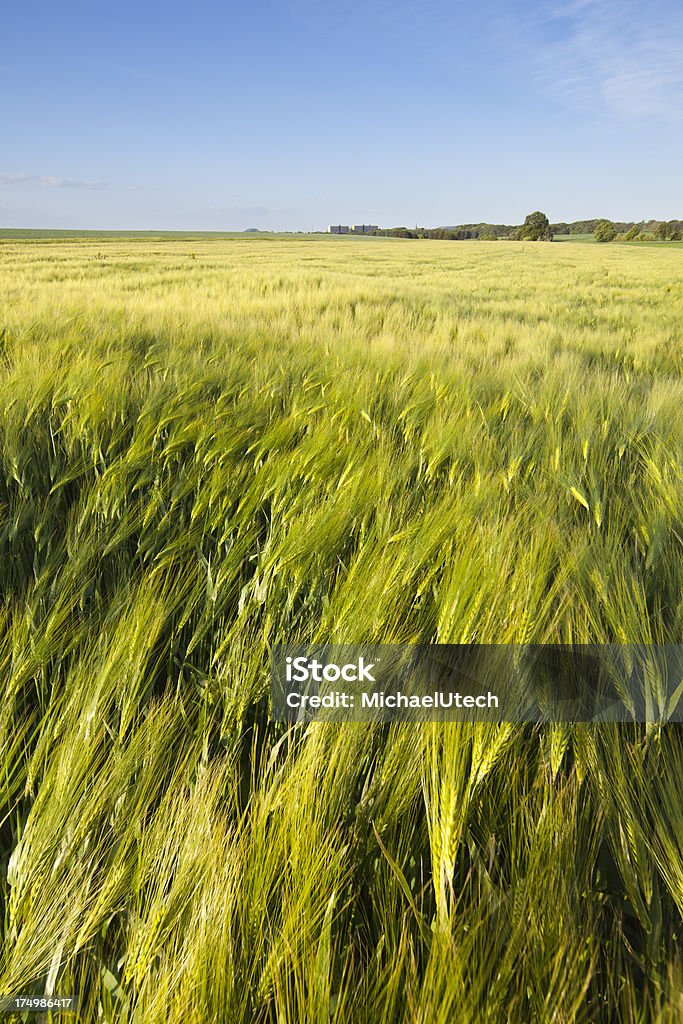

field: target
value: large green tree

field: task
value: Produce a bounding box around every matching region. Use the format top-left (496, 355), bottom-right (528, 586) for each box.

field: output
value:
top-left (519, 211), bottom-right (553, 241)
top-left (594, 220), bottom-right (616, 242)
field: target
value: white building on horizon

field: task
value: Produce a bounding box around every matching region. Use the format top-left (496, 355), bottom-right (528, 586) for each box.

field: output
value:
top-left (328, 224), bottom-right (379, 234)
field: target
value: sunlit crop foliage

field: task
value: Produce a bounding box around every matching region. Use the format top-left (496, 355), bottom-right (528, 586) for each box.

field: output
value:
top-left (1, 236), bottom-right (682, 1021)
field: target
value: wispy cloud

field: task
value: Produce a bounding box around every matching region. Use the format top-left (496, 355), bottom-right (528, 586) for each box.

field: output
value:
top-left (520, 0), bottom-right (683, 121)
top-left (0, 174), bottom-right (107, 189)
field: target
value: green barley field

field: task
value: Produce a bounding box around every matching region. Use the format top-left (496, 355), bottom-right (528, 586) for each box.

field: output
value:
top-left (1, 235), bottom-right (683, 1022)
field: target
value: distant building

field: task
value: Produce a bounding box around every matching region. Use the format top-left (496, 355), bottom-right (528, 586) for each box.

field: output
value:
top-left (328, 224), bottom-right (379, 234)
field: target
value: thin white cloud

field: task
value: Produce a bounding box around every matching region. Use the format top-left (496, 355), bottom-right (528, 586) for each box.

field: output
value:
top-left (0, 173), bottom-right (107, 189)
top-left (524, 0), bottom-right (683, 121)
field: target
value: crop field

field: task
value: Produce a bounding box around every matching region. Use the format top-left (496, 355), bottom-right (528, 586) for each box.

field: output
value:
top-left (1, 236), bottom-right (683, 1021)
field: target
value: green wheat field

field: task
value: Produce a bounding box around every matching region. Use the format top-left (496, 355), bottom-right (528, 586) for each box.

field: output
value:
top-left (1, 235), bottom-right (683, 1022)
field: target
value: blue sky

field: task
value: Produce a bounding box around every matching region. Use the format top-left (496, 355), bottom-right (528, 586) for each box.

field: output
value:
top-left (2, 0), bottom-right (682, 229)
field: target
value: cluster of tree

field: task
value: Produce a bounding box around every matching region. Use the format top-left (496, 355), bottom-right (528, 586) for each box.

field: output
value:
top-left (368, 224), bottom-right (516, 240)
top-left (551, 220), bottom-right (633, 235)
top-left (369, 214), bottom-right (682, 243)
top-left (373, 213), bottom-right (552, 241)
top-left (649, 221), bottom-right (682, 240)
top-left (593, 219), bottom-right (682, 242)
top-left (552, 217), bottom-right (679, 236)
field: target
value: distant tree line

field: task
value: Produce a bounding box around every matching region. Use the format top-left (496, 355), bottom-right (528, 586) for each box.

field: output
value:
top-left (371, 223), bottom-right (517, 240)
top-left (553, 218), bottom-right (682, 239)
top-left (367, 215), bottom-right (682, 242)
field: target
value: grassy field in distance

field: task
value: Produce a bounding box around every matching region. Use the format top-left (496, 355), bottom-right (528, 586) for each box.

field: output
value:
top-left (1, 236), bottom-right (683, 1021)
top-left (553, 233), bottom-right (597, 242)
